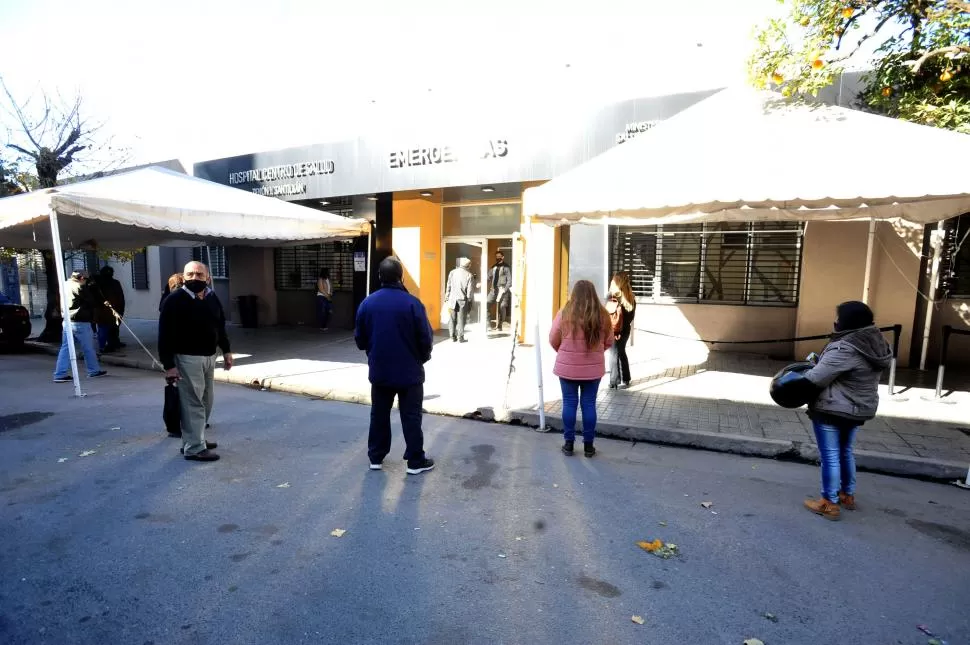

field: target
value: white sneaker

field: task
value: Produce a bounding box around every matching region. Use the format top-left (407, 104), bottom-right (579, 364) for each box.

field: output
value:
top-left (369, 462), bottom-right (383, 471)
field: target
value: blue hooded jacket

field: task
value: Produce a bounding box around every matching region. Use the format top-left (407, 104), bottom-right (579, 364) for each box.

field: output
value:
top-left (355, 283), bottom-right (434, 387)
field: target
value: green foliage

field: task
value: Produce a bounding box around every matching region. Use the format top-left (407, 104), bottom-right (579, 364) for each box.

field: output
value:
top-left (749, 0), bottom-right (970, 133)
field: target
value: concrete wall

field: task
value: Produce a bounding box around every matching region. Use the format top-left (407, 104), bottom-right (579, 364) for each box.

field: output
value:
top-left (106, 248), bottom-right (163, 320)
top-left (568, 223), bottom-right (607, 294)
top-left (392, 197), bottom-right (441, 328)
top-left (795, 220), bottom-right (922, 365)
top-left (227, 247), bottom-right (278, 326)
top-left (633, 303), bottom-right (797, 358)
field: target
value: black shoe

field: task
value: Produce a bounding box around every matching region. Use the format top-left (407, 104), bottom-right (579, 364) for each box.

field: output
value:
top-left (167, 431), bottom-right (182, 438)
top-left (90, 370), bottom-right (108, 378)
top-left (608, 383), bottom-right (618, 390)
top-left (369, 461), bottom-right (383, 471)
top-left (180, 442), bottom-right (218, 454)
top-left (458, 338), bottom-right (468, 343)
top-left (562, 440), bottom-right (575, 456)
top-left (53, 375), bottom-right (72, 383)
top-left (406, 457), bottom-right (435, 475)
top-left (584, 443), bottom-right (596, 458)
top-left (205, 423), bottom-right (211, 430)
top-left (184, 449), bottom-right (220, 462)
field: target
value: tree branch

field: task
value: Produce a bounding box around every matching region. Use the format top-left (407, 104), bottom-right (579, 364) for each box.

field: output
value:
top-left (908, 44), bottom-right (970, 73)
top-left (6, 143), bottom-right (38, 160)
top-left (0, 77), bottom-right (43, 150)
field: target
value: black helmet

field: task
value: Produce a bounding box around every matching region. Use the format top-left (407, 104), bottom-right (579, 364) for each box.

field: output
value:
top-left (769, 361), bottom-right (819, 409)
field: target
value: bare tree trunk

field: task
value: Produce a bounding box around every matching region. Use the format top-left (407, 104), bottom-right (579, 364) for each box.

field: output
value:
top-left (36, 250), bottom-right (63, 342)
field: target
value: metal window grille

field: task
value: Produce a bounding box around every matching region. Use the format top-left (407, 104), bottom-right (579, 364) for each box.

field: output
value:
top-left (941, 213), bottom-right (970, 298)
top-left (16, 251), bottom-right (47, 317)
top-left (132, 249), bottom-right (149, 290)
top-left (609, 222), bottom-right (804, 306)
top-left (192, 246), bottom-right (228, 279)
top-left (63, 250), bottom-right (100, 275)
top-left (274, 242), bottom-right (355, 292)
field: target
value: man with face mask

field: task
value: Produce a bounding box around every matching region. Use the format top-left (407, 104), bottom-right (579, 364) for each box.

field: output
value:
top-left (488, 250), bottom-right (512, 331)
top-left (158, 261), bottom-right (232, 462)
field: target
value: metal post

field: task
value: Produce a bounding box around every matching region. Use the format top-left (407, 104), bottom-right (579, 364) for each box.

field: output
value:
top-left (934, 325), bottom-right (952, 399)
top-left (528, 219), bottom-right (546, 432)
top-left (862, 217), bottom-right (876, 304)
top-left (920, 221), bottom-right (946, 370)
top-left (48, 209), bottom-right (83, 398)
top-left (887, 324), bottom-right (901, 396)
top-left (365, 227), bottom-right (373, 296)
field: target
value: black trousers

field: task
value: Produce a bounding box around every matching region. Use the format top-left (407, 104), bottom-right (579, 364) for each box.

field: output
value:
top-left (449, 301), bottom-right (468, 340)
top-left (368, 383), bottom-right (425, 465)
top-left (609, 333), bottom-right (631, 386)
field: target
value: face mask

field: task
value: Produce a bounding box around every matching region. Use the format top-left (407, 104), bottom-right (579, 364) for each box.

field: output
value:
top-left (185, 279), bottom-right (207, 294)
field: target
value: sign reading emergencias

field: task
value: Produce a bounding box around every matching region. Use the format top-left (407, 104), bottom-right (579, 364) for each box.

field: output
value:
top-left (388, 139), bottom-right (508, 169)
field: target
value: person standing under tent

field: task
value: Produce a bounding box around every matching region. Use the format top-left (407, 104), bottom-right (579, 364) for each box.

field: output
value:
top-left (52, 271), bottom-right (108, 382)
top-left (316, 268), bottom-right (333, 331)
top-left (607, 271), bottom-right (636, 389)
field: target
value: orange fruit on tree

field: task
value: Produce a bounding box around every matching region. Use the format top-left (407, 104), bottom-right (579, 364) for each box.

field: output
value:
top-left (799, 16), bottom-right (810, 26)
top-left (881, 87), bottom-right (892, 97)
top-left (842, 6), bottom-right (854, 18)
top-left (812, 59), bottom-right (824, 69)
top-left (771, 72), bottom-right (784, 84)
top-left (940, 70), bottom-right (953, 82)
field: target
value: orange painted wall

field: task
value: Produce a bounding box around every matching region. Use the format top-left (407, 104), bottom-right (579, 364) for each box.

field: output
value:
top-left (392, 197), bottom-right (442, 327)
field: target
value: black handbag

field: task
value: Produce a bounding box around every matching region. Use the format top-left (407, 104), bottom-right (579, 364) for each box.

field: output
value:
top-left (163, 380), bottom-right (181, 436)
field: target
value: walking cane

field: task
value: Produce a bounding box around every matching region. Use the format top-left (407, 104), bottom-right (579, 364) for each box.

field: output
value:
top-left (104, 302), bottom-right (164, 372)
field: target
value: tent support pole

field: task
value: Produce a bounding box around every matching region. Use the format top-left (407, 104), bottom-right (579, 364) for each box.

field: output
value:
top-left (862, 217), bottom-right (876, 304)
top-left (48, 209), bottom-right (84, 398)
top-left (529, 219), bottom-right (546, 432)
top-left (365, 227), bottom-right (373, 296)
top-left (919, 221), bottom-right (945, 370)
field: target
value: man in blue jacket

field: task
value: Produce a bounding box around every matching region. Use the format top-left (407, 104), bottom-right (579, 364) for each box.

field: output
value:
top-left (355, 256), bottom-right (435, 475)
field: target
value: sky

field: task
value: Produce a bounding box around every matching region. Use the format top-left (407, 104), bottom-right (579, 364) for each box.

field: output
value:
top-left (0, 0), bottom-right (791, 172)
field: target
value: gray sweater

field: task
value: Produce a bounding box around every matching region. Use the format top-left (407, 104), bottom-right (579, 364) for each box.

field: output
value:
top-left (804, 326), bottom-right (893, 423)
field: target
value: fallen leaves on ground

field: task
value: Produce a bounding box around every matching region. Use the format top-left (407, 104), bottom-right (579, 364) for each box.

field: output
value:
top-left (763, 612), bottom-right (778, 623)
top-left (631, 615), bottom-right (645, 625)
top-left (701, 502), bottom-right (713, 509)
top-left (330, 529), bottom-right (346, 537)
top-left (636, 539), bottom-right (679, 559)
top-left (658, 521), bottom-right (667, 527)
top-left (743, 639), bottom-right (765, 645)
top-left (276, 482), bottom-right (291, 488)
top-left (79, 450), bottom-right (96, 457)
top-left (57, 458), bottom-right (68, 463)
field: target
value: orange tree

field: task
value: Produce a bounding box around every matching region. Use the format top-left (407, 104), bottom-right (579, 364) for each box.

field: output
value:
top-left (749, 0), bottom-right (970, 133)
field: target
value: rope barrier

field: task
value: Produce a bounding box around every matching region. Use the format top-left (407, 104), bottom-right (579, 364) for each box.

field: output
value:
top-left (632, 324), bottom-right (900, 346)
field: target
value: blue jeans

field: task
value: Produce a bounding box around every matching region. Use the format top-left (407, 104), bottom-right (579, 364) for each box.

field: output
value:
top-left (316, 296), bottom-right (332, 329)
top-left (812, 420), bottom-right (859, 503)
top-left (53, 323), bottom-right (102, 378)
top-left (97, 324), bottom-right (110, 350)
top-left (559, 378), bottom-right (600, 444)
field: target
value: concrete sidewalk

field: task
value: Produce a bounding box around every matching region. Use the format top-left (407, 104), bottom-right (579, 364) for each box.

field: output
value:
top-left (27, 319), bottom-right (970, 481)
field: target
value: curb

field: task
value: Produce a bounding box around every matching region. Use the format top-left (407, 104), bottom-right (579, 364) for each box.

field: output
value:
top-left (29, 341), bottom-right (967, 482)
top-left (511, 410), bottom-right (968, 482)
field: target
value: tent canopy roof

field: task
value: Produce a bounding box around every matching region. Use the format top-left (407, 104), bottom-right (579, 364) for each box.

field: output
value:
top-left (525, 87), bottom-right (970, 226)
top-left (0, 166), bottom-right (369, 250)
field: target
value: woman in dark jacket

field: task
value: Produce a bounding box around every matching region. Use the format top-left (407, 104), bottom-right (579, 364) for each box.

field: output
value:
top-left (607, 271), bottom-right (636, 389)
top-left (800, 301), bottom-right (892, 521)
top-left (159, 273), bottom-right (184, 312)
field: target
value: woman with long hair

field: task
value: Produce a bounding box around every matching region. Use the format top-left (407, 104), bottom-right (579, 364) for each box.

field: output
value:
top-left (608, 271), bottom-right (636, 389)
top-left (317, 268), bottom-right (333, 331)
top-left (549, 280), bottom-right (614, 457)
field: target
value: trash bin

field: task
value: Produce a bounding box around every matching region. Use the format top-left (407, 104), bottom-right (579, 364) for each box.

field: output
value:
top-left (238, 295), bottom-right (258, 329)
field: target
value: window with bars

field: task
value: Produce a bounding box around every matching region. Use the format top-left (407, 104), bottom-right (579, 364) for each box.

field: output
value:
top-left (941, 213), bottom-right (970, 298)
top-left (132, 250), bottom-right (149, 290)
top-left (274, 242), bottom-right (355, 292)
top-left (192, 246), bottom-right (228, 279)
top-left (608, 222), bottom-right (804, 306)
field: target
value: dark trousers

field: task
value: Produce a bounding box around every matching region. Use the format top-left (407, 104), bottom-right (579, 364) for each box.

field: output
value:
top-left (368, 383), bottom-right (425, 466)
top-left (609, 333), bottom-right (631, 386)
top-left (492, 294), bottom-right (509, 328)
top-left (316, 295), bottom-right (332, 329)
top-left (449, 301), bottom-right (468, 340)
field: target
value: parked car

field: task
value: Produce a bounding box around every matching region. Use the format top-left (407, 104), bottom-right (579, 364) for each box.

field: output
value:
top-left (0, 293), bottom-right (31, 347)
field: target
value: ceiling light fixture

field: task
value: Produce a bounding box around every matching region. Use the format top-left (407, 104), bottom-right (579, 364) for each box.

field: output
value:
top-left (366, 195), bottom-right (378, 201)
top-left (419, 191), bottom-right (433, 197)
top-left (319, 201), bottom-right (329, 206)
top-left (482, 186), bottom-right (495, 193)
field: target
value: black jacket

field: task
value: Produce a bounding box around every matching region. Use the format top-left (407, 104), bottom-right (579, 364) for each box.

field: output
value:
top-left (158, 288), bottom-right (231, 370)
top-left (64, 279), bottom-right (97, 323)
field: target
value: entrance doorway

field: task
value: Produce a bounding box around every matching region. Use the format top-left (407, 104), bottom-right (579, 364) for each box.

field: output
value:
top-left (441, 236), bottom-right (515, 341)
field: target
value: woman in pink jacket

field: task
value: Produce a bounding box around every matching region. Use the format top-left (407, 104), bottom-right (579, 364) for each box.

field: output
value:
top-left (549, 280), bottom-right (615, 457)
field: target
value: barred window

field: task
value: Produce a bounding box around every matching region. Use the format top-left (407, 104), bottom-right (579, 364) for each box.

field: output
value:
top-left (941, 213), bottom-right (970, 298)
top-left (132, 249), bottom-right (149, 290)
top-left (274, 242), bottom-right (355, 292)
top-left (609, 222), bottom-right (804, 306)
top-left (192, 246), bottom-right (228, 279)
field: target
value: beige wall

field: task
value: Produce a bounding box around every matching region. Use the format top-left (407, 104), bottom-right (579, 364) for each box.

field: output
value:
top-left (633, 303), bottom-right (797, 358)
top-left (106, 247), bottom-right (163, 320)
top-left (795, 220), bottom-right (922, 365)
top-left (227, 247), bottom-right (277, 326)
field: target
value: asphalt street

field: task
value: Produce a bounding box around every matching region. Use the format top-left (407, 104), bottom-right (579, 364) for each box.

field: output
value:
top-left (1, 352), bottom-right (968, 645)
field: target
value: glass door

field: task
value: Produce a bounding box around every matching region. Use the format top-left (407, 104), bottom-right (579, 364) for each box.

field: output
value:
top-left (442, 239), bottom-right (486, 339)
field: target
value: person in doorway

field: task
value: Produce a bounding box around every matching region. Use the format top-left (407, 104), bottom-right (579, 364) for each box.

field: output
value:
top-left (488, 250), bottom-right (513, 331)
top-left (159, 261), bottom-right (232, 462)
top-left (796, 301), bottom-right (892, 521)
top-left (316, 268), bottom-right (333, 331)
top-left (355, 256), bottom-right (435, 475)
top-left (549, 280), bottom-right (614, 458)
top-left (52, 271), bottom-right (108, 382)
top-left (95, 266), bottom-right (125, 352)
top-left (445, 257), bottom-right (474, 343)
top-left (608, 271), bottom-right (637, 389)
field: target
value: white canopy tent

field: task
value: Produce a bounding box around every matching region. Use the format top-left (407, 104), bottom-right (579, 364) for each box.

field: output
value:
top-left (523, 87), bottom-right (970, 428)
top-left (0, 166), bottom-right (371, 397)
